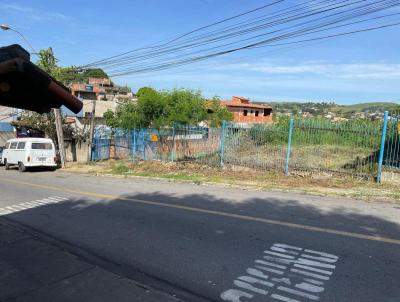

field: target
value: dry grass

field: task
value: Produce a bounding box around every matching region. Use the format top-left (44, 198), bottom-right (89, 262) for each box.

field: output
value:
top-left (64, 160), bottom-right (400, 203)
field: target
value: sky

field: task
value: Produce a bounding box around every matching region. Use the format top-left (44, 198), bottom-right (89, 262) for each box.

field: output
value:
top-left (0, 0), bottom-right (399, 104)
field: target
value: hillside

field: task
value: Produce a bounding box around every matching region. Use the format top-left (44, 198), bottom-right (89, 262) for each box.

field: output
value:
top-left (267, 101), bottom-right (399, 118)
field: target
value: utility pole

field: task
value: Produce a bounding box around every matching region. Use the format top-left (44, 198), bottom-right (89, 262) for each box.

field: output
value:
top-left (48, 47), bottom-right (66, 168)
top-left (54, 108), bottom-right (66, 167)
top-left (87, 99), bottom-right (96, 162)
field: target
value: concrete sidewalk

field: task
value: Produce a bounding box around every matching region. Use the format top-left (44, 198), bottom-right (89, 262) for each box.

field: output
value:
top-left (0, 220), bottom-right (181, 302)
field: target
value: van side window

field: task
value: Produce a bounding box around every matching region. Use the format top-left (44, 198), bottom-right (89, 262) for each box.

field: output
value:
top-left (31, 143), bottom-right (52, 150)
top-left (5, 142), bottom-right (10, 149)
top-left (17, 142), bottom-right (26, 150)
top-left (10, 142), bottom-right (18, 149)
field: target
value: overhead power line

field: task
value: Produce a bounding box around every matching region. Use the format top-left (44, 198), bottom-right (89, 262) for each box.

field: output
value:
top-left (77, 0), bottom-right (400, 76)
top-left (105, 0), bottom-right (399, 74)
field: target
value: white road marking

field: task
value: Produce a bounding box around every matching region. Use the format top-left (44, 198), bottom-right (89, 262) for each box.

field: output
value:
top-left (271, 246), bottom-right (300, 256)
top-left (247, 268), bottom-right (273, 280)
top-left (271, 293), bottom-right (301, 302)
top-left (221, 289), bottom-right (254, 302)
top-left (304, 278), bottom-right (324, 286)
top-left (293, 264), bottom-right (333, 275)
top-left (277, 286), bottom-right (319, 300)
top-left (255, 265), bottom-right (285, 275)
top-left (289, 269), bottom-right (330, 281)
top-left (295, 282), bottom-right (324, 293)
top-left (221, 243), bottom-right (339, 302)
top-left (265, 251), bottom-right (295, 259)
top-left (255, 259), bottom-right (287, 270)
top-left (234, 280), bottom-right (269, 295)
top-left (301, 254), bottom-right (338, 263)
top-left (0, 196), bottom-right (68, 216)
top-left (304, 249), bottom-right (339, 259)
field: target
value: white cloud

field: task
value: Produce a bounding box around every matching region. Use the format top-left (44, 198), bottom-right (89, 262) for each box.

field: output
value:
top-left (210, 61), bottom-right (400, 80)
top-left (1, 3), bottom-right (70, 22)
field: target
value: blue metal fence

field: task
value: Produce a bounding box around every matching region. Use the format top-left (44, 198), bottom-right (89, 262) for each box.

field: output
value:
top-left (91, 114), bottom-right (398, 181)
top-left (383, 113), bottom-right (400, 170)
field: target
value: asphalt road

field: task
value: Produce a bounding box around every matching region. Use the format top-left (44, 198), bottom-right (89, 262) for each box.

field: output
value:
top-left (1, 167), bottom-right (400, 302)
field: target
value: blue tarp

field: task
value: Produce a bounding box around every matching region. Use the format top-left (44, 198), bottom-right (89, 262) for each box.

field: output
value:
top-left (0, 122), bottom-right (14, 132)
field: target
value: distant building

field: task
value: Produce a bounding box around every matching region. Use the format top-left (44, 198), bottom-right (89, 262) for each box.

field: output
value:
top-left (69, 77), bottom-right (137, 103)
top-left (221, 96), bottom-right (273, 124)
top-left (0, 106), bottom-right (20, 123)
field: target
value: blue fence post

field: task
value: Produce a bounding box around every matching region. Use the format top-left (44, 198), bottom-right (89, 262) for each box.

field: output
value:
top-left (171, 126), bottom-right (175, 162)
top-left (220, 121), bottom-right (226, 167)
top-left (377, 111), bottom-right (389, 183)
top-left (132, 128), bottom-right (137, 162)
top-left (285, 118), bottom-right (294, 175)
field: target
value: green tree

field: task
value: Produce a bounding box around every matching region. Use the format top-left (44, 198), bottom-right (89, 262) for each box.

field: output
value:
top-left (36, 48), bottom-right (58, 75)
top-left (82, 68), bottom-right (108, 79)
top-left (104, 101), bottom-right (142, 130)
top-left (137, 87), bottom-right (156, 98)
top-left (104, 88), bottom-right (232, 130)
top-left (206, 97), bottom-right (233, 127)
top-left (136, 88), bottom-right (167, 128)
top-left (164, 89), bottom-right (206, 126)
top-left (53, 67), bottom-right (83, 85)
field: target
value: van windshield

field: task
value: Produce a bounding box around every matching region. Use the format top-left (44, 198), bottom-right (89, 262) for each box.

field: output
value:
top-left (31, 143), bottom-right (53, 150)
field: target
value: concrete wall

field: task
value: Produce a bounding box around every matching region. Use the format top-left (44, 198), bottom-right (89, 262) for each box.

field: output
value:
top-left (82, 100), bottom-right (117, 118)
top-left (0, 132), bottom-right (15, 146)
top-left (65, 140), bottom-right (89, 163)
top-left (228, 107), bottom-right (273, 124)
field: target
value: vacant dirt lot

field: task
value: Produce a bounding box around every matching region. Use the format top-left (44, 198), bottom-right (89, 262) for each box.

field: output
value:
top-left (64, 160), bottom-right (400, 202)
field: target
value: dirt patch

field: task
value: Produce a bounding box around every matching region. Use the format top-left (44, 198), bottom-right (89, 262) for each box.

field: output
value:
top-left (64, 160), bottom-right (400, 202)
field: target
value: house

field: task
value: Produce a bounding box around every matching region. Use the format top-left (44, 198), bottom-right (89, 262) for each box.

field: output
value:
top-left (61, 99), bottom-right (118, 137)
top-left (69, 77), bottom-right (137, 103)
top-left (221, 96), bottom-right (273, 124)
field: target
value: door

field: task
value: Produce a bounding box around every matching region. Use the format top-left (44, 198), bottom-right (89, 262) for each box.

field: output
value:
top-left (30, 142), bottom-right (55, 165)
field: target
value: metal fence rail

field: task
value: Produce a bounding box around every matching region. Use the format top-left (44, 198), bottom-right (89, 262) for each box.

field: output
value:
top-left (290, 118), bottom-right (382, 178)
top-left (91, 113), bottom-right (398, 181)
top-left (384, 113), bottom-right (400, 170)
top-left (223, 122), bottom-right (288, 171)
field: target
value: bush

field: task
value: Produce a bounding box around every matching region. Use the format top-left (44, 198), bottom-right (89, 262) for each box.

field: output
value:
top-left (112, 162), bottom-right (129, 174)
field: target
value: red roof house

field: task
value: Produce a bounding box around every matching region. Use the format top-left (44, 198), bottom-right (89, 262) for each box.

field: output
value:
top-left (221, 96), bottom-right (272, 124)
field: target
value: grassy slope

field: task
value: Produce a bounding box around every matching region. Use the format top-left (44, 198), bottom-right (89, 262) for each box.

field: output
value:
top-left (267, 101), bottom-right (399, 114)
top-left (333, 102), bottom-right (399, 113)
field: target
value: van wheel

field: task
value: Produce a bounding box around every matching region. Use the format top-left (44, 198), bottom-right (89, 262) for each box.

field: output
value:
top-left (4, 160), bottom-right (10, 170)
top-left (18, 162), bottom-right (26, 172)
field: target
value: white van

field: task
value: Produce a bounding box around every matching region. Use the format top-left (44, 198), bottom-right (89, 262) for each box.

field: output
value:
top-left (2, 138), bottom-right (57, 172)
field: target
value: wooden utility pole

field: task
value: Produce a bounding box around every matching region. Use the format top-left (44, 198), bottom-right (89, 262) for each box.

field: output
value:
top-left (54, 108), bottom-right (66, 167)
top-left (87, 99), bottom-right (96, 162)
top-left (48, 47), bottom-right (66, 168)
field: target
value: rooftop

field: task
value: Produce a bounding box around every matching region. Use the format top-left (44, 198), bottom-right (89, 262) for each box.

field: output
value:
top-left (221, 96), bottom-right (272, 109)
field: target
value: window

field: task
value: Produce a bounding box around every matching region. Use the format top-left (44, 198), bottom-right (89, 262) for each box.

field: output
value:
top-left (5, 142), bottom-right (10, 149)
top-left (243, 110), bottom-right (248, 116)
top-left (264, 109), bottom-right (271, 116)
top-left (17, 142), bottom-right (26, 150)
top-left (250, 110), bottom-right (253, 114)
top-left (31, 143), bottom-right (53, 150)
top-left (255, 111), bottom-right (259, 117)
top-left (10, 142), bottom-right (18, 149)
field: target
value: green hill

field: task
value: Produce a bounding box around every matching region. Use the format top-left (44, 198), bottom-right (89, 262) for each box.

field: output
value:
top-left (267, 101), bottom-right (399, 117)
